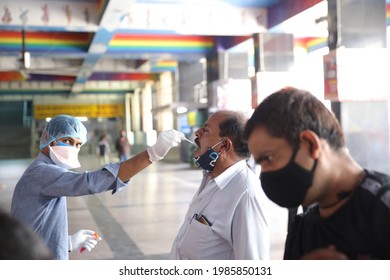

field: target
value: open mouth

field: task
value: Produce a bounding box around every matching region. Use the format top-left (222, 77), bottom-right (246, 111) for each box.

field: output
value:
top-left (194, 138), bottom-right (201, 151)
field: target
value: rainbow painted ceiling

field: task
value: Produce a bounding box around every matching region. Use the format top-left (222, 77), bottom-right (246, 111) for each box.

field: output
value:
top-left (0, 0), bottom-right (334, 95)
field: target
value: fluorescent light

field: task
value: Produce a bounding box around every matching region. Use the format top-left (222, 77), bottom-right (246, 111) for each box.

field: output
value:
top-left (45, 116), bottom-right (88, 122)
top-left (76, 116), bottom-right (88, 122)
top-left (176, 106), bottom-right (188, 114)
top-left (24, 52), bottom-right (31, 69)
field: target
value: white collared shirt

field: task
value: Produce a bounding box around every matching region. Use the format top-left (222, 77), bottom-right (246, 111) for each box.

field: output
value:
top-left (169, 160), bottom-right (270, 260)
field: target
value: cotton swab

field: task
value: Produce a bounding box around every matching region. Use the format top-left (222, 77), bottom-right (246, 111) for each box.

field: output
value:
top-left (182, 137), bottom-right (197, 146)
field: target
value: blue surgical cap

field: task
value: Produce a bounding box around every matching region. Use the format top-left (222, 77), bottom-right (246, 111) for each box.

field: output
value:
top-left (39, 114), bottom-right (87, 149)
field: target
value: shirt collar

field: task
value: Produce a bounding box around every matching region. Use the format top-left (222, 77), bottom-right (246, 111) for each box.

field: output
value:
top-left (38, 151), bottom-right (51, 162)
top-left (205, 160), bottom-right (247, 190)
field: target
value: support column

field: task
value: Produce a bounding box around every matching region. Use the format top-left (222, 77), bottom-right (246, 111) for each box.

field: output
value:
top-left (326, 0), bottom-right (389, 173)
top-left (142, 82), bottom-right (153, 132)
top-left (206, 50), bottom-right (220, 113)
top-left (327, 0), bottom-right (386, 49)
top-left (206, 36), bottom-right (252, 113)
top-left (125, 93), bottom-right (131, 132)
top-left (131, 89), bottom-right (141, 132)
top-left (251, 32), bottom-right (294, 104)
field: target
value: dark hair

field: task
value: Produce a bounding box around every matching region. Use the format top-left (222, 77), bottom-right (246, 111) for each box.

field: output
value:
top-left (0, 210), bottom-right (52, 260)
top-left (244, 88), bottom-right (345, 150)
top-left (218, 111), bottom-right (250, 158)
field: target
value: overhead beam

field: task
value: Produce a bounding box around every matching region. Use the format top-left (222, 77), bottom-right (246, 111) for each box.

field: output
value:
top-left (267, 0), bottom-right (323, 28)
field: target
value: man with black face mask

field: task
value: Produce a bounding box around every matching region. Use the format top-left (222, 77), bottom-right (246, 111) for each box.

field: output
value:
top-left (169, 110), bottom-right (270, 260)
top-left (244, 87), bottom-right (390, 260)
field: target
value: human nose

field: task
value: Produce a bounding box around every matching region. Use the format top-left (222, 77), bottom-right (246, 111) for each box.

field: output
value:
top-left (194, 128), bottom-right (202, 138)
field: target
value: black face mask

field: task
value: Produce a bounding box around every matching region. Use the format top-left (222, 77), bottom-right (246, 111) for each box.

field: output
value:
top-left (193, 139), bottom-right (224, 173)
top-left (260, 147), bottom-right (317, 208)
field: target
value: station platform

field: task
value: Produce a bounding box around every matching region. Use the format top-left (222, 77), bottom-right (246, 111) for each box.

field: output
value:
top-left (0, 153), bottom-right (289, 260)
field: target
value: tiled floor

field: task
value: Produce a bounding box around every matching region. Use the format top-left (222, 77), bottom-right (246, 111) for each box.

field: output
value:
top-left (0, 154), bottom-right (289, 260)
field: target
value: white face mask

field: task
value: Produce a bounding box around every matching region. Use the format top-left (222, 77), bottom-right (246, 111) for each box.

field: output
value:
top-left (49, 145), bottom-right (81, 169)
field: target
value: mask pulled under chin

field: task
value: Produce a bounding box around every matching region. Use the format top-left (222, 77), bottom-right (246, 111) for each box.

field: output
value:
top-left (193, 147), bottom-right (220, 173)
top-left (49, 145), bottom-right (81, 169)
top-left (192, 139), bottom-right (224, 173)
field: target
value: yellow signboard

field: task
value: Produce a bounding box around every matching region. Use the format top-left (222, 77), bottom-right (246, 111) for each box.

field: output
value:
top-left (34, 104), bottom-right (124, 120)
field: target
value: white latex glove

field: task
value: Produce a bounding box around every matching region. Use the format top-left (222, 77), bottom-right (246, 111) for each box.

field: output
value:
top-left (146, 129), bottom-right (185, 163)
top-left (68, 229), bottom-right (102, 253)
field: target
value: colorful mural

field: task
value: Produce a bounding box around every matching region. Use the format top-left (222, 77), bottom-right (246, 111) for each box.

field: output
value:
top-left (0, 30), bottom-right (91, 53)
top-left (151, 60), bottom-right (177, 72)
top-left (295, 37), bottom-right (327, 53)
top-left (108, 34), bottom-right (214, 54)
top-left (89, 72), bottom-right (159, 81)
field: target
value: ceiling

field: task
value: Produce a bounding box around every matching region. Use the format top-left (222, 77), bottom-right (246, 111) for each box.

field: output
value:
top-left (0, 0), bottom-right (324, 96)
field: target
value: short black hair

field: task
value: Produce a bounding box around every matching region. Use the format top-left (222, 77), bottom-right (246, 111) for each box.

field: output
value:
top-left (0, 210), bottom-right (52, 259)
top-left (244, 87), bottom-right (345, 150)
top-left (218, 111), bottom-right (250, 158)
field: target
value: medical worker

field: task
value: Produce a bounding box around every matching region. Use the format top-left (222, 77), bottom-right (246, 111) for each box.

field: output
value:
top-left (11, 114), bottom-right (184, 260)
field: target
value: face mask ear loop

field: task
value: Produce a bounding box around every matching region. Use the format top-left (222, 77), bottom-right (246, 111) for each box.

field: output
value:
top-left (288, 141), bottom-right (308, 168)
top-left (291, 143), bottom-right (317, 171)
top-left (211, 138), bottom-right (225, 150)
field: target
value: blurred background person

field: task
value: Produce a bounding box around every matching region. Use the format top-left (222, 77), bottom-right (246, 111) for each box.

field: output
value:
top-left (115, 129), bottom-right (131, 161)
top-left (96, 134), bottom-right (111, 165)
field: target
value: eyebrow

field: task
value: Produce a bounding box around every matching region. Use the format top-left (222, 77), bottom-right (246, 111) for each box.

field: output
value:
top-left (254, 151), bottom-right (271, 164)
top-left (202, 123), bottom-right (210, 129)
top-left (254, 155), bottom-right (265, 164)
top-left (63, 137), bottom-right (82, 145)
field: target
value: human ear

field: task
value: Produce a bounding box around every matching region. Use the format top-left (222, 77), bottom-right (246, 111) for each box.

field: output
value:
top-left (299, 130), bottom-right (320, 158)
top-left (220, 138), bottom-right (232, 153)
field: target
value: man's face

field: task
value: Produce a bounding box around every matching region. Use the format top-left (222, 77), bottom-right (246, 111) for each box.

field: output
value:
top-left (51, 137), bottom-right (83, 149)
top-left (247, 126), bottom-right (294, 172)
top-left (193, 113), bottom-right (223, 157)
top-left (248, 125), bottom-right (322, 208)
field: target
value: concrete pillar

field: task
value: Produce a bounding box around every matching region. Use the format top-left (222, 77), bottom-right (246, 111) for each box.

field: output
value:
top-left (253, 33), bottom-right (294, 72)
top-left (125, 92), bottom-right (131, 132)
top-left (206, 51), bottom-right (220, 113)
top-left (326, 0), bottom-right (390, 174)
top-left (327, 0), bottom-right (387, 49)
top-left (251, 32), bottom-right (294, 104)
top-left (131, 89), bottom-right (140, 132)
top-left (142, 82), bottom-right (153, 132)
